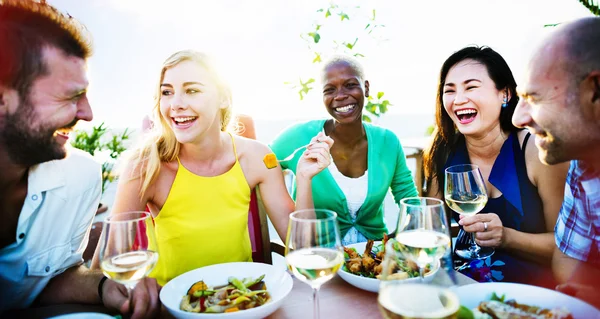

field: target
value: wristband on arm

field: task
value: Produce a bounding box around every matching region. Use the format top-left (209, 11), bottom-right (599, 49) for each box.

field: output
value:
top-left (98, 276), bottom-right (108, 303)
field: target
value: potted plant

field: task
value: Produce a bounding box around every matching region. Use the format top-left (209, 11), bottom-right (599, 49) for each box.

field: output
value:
top-left (71, 122), bottom-right (131, 214)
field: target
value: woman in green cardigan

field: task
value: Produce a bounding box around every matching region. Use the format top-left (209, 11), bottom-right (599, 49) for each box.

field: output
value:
top-left (270, 55), bottom-right (418, 245)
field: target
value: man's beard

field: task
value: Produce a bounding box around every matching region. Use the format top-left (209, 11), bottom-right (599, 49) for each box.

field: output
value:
top-left (2, 99), bottom-right (74, 167)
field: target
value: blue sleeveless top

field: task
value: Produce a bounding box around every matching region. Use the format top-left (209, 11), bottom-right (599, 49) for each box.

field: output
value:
top-left (446, 131), bottom-right (556, 288)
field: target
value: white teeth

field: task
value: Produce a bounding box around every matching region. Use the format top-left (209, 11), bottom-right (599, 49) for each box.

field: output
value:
top-left (173, 116), bottom-right (196, 123)
top-left (55, 129), bottom-right (71, 135)
top-left (335, 104), bottom-right (356, 113)
top-left (456, 109), bottom-right (477, 116)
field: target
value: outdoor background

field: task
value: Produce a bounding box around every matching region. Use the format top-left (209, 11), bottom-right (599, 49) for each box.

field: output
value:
top-left (47, 0), bottom-right (595, 232)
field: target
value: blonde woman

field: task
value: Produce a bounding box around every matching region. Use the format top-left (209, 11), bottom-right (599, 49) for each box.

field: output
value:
top-left (96, 50), bottom-right (333, 286)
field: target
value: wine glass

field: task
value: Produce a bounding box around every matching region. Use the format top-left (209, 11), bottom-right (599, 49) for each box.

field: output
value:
top-left (378, 197), bottom-right (457, 319)
top-left (378, 239), bottom-right (459, 319)
top-left (395, 197), bottom-right (452, 281)
top-left (444, 164), bottom-right (493, 260)
top-left (284, 209), bottom-right (343, 319)
top-left (99, 211), bottom-right (159, 294)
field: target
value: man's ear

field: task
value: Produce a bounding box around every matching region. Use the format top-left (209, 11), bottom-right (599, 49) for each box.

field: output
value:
top-left (0, 85), bottom-right (19, 115)
top-left (580, 71), bottom-right (600, 120)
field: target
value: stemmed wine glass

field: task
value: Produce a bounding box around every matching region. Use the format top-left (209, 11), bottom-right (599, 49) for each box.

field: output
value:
top-left (99, 211), bottom-right (159, 295)
top-left (395, 197), bottom-right (452, 281)
top-left (284, 209), bottom-right (343, 319)
top-left (445, 164), bottom-right (493, 260)
top-left (378, 197), bottom-right (458, 319)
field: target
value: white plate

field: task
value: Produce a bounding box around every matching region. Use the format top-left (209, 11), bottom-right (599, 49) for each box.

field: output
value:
top-left (160, 262), bottom-right (293, 319)
top-left (338, 241), bottom-right (439, 293)
top-left (454, 282), bottom-right (600, 318)
top-left (48, 313), bottom-right (115, 319)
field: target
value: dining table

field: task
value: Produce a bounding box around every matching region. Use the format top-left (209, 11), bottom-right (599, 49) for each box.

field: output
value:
top-left (5, 270), bottom-right (476, 319)
top-left (266, 270), bottom-right (476, 318)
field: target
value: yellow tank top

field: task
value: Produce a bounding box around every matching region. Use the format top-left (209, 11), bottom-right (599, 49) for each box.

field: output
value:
top-left (149, 134), bottom-right (252, 286)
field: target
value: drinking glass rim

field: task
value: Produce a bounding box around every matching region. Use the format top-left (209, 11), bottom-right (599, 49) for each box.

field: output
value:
top-left (399, 197), bottom-right (444, 208)
top-left (445, 164), bottom-right (480, 174)
top-left (104, 211), bottom-right (152, 224)
top-left (289, 209), bottom-right (337, 222)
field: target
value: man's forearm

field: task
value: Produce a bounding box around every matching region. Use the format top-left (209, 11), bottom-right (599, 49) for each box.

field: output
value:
top-left (553, 246), bottom-right (600, 285)
top-left (38, 266), bottom-right (104, 305)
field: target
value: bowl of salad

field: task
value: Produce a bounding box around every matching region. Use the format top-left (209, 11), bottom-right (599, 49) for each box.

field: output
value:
top-left (338, 240), bottom-right (439, 293)
top-left (160, 262), bottom-right (293, 319)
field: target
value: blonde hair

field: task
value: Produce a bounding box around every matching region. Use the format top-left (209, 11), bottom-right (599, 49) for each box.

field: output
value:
top-left (129, 50), bottom-right (233, 199)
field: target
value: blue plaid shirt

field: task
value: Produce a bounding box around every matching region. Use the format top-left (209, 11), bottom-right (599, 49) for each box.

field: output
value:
top-left (555, 160), bottom-right (600, 264)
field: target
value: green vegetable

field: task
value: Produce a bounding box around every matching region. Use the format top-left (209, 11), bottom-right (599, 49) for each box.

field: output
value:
top-left (228, 277), bottom-right (248, 292)
top-left (490, 292), bottom-right (505, 302)
top-left (457, 306), bottom-right (475, 319)
top-left (192, 289), bottom-right (216, 298)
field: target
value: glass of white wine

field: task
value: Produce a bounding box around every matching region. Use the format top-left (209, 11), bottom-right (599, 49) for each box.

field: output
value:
top-left (378, 197), bottom-right (458, 319)
top-left (284, 209), bottom-right (343, 319)
top-left (444, 164), bottom-right (493, 260)
top-left (99, 211), bottom-right (158, 294)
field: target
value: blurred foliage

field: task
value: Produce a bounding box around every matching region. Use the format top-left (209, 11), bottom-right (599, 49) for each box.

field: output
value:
top-left (578, 0), bottom-right (599, 15)
top-left (71, 123), bottom-right (131, 194)
top-left (286, 3), bottom-right (391, 122)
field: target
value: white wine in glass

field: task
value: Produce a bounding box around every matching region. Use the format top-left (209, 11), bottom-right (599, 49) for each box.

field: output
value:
top-left (395, 197), bottom-right (452, 280)
top-left (379, 236), bottom-right (458, 318)
top-left (445, 164), bottom-right (493, 260)
top-left (285, 209), bottom-right (343, 319)
top-left (99, 212), bottom-right (158, 292)
top-left (379, 281), bottom-right (459, 319)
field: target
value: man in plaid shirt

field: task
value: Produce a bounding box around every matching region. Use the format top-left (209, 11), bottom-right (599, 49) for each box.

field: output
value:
top-left (513, 17), bottom-right (600, 308)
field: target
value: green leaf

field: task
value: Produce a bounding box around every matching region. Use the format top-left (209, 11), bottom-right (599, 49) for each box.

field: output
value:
top-left (490, 292), bottom-right (505, 302)
top-left (457, 306), bottom-right (475, 319)
top-left (362, 114), bottom-right (372, 122)
top-left (308, 32), bottom-right (320, 43)
top-left (371, 9), bottom-right (376, 20)
top-left (364, 23), bottom-right (371, 30)
top-left (312, 52), bottom-right (322, 63)
top-left (325, 9), bottom-right (331, 18)
top-left (315, 24), bottom-right (321, 31)
top-left (339, 12), bottom-right (349, 21)
top-left (353, 53), bottom-right (365, 58)
top-left (377, 91), bottom-right (384, 99)
top-left (345, 43), bottom-right (353, 49)
top-left (316, 8), bottom-right (324, 12)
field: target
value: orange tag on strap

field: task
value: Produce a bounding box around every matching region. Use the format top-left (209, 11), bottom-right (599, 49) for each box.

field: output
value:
top-left (263, 153), bottom-right (278, 169)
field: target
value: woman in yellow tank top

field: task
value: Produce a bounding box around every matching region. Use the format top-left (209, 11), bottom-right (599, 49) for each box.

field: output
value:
top-left (95, 50), bottom-right (333, 286)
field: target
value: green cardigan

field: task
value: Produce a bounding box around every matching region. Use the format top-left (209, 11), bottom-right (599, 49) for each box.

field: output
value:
top-left (269, 119), bottom-right (418, 239)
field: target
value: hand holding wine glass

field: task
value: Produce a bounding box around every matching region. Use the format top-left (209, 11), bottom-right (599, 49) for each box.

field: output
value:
top-left (284, 209), bottom-right (343, 319)
top-left (99, 212), bottom-right (159, 295)
top-left (445, 164), bottom-right (494, 260)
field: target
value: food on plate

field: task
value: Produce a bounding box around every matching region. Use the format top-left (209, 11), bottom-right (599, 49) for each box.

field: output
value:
top-left (342, 236), bottom-right (431, 280)
top-left (180, 275), bottom-right (271, 313)
top-left (458, 292), bottom-right (574, 319)
top-left (263, 153), bottom-right (278, 169)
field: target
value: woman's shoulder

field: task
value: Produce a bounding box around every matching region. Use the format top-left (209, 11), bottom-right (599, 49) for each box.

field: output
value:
top-left (519, 129), bottom-right (569, 185)
top-left (233, 135), bottom-right (271, 158)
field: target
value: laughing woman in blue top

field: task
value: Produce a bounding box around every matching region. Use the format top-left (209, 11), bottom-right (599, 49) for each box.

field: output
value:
top-left (423, 46), bottom-right (569, 287)
top-left (270, 55), bottom-right (418, 245)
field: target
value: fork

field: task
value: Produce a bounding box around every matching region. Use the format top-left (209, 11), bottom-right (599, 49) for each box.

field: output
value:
top-left (278, 144), bottom-right (310, 163)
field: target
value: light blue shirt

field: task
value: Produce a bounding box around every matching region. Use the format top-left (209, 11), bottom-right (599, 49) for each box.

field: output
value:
top-left (0, 149), bottom-right (101, 310)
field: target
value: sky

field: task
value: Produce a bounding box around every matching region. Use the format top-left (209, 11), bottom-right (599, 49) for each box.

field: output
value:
top-left (48, 0), bottom-right (593, 134)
